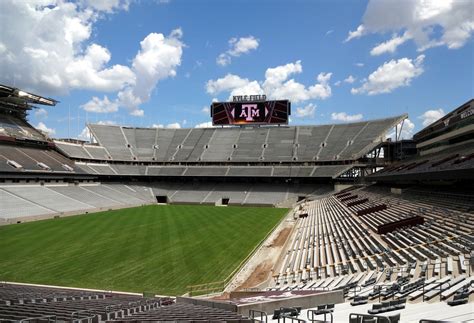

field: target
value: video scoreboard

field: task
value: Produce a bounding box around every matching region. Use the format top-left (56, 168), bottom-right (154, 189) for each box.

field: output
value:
top-left (211, 96), bottom-right (290, 126)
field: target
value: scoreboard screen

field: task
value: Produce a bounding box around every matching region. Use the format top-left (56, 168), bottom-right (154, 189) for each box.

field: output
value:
top-left (211, 100), bottom-right (290, 126)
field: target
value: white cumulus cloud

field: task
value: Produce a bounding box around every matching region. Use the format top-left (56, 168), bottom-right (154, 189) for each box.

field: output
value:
top-left (295, 103), bottom-right (316, 118)
top-left (81, 95), bottom-right (118, 113)
top-left (344, 24), bottom-right (366, 42)
top-left (80, 0), bottom-right (130, 13)
top-left (344, 75), bottom-right (356, 84)
top-left (34, 108), bottom-right (48, 119)
top-left (206, 74), bottom-right (251, 95)
top-left (0, 1), bottom-right (184, 117)
top-left (0, 1), bottom-right (135, 94)
top-left (351, 55), bottom-right (425, 95)
top-left (36, 122), bottom-right (56, 136)
top-left (419, 108), bottom-right (445, 127)
top-left (331, 112), bottom-right (363, 122)
top-left (151, 122), bottom-right (181, 129)
top-left (195, 121), bottom-right (215, 128)
top-left (217, 36), bottom-right (259, 66)
top-left (370, 32), bottom-right (412, 56)
top-left (201, 106), bottom-right (210, 114)
top-left (207, 61), bottom-right (332, 103)
top-left (345, 0), bottom-right (474, 51)
top-left (115, 29), bottom-right (184, 116)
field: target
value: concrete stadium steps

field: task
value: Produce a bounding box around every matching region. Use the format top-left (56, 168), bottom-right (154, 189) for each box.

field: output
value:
top-left (0, 145), bottom-right (80, 173)
top-left (49, 185), bottom-right (122, 208)
top-left (147, 182), bottom-right (331, 206)
top-left (3, 186), bottom-right (94, 213)
top-left (80, 185), bottom-right (145, 206)
top-left (147, 166), bottom-right (186, 176)
top-left (55, 141), bottom-right (91, 159)
top-left (83, 145), bottom-right (109, 160)
top-left (0, 188), bottom-right (54, 219)
top-left (0, 114), bottom-right (46, 142)
top-left (244, 184), bottom-right (288, 206)
top-left (0, 184), bottom-right (157, 222)
top-left (170, 184), bottom-right (216, 204)
top-left (77, 164), bottom-right (350, 179)
top-left (201, 183), bottom-right (250, 205)
top-left (183, 166), bottom-right (229, 177)
top-left (103, 184), bottom-right (155, 203)
top-left (79, 115), bottom-right (405, 163)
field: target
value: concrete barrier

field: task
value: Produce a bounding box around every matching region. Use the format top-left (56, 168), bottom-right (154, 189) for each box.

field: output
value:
top-left (176, 296), bottom-right (238, 312)
top-left (235, 290), bottom-right (344, 315)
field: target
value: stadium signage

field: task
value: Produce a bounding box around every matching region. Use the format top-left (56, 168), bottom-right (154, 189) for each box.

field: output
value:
top-left (232, 94), bottom-right (267, 102)
top-left (211, 99), bottom-right (290, 126)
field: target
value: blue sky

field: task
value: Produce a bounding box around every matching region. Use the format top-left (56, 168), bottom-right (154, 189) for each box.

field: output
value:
top-left (1, 0), bottom-right (472, 139)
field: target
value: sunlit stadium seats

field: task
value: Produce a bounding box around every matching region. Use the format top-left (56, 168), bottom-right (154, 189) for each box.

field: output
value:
top-left (82, 115), bottom-right (404, 163)
top-left (0, 183), bottom-right (155, 223)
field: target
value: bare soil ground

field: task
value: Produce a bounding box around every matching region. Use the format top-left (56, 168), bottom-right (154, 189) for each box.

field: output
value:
top-left (238, 260), bottom-right (273, 289)
top-left (224, 210), bottom-right (297, 292)
top-left (269, 227), bottom-right (292, 248)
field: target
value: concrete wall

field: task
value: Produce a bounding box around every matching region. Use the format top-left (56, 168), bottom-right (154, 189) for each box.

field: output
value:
top-left (235, 290), bottom-right (344, 315)
top-left (334, 183), bottom-right (353, 193)
top-left (391, 187), bottom-right (403, 195)
top-left (176, 296), bottom-right (238, 312)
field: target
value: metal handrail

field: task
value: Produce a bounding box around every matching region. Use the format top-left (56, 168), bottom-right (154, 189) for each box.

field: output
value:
top-left (437, 281), bottom-right (451, 301)
top-left (20, 315), bottom-right (56, 323)
top-left (372, 283), bottom-right (400, 302)
top-left (307, 308), bottom-right (334, 323)
top-left (249, 309), bottom-right (268, 323)
top-left (278, 315), bottom-right (306, 323)
top-left (71, 309), bottom-right (95, 323)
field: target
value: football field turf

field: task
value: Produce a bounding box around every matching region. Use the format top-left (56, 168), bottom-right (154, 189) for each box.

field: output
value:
top-left (0, 205), bottom-right (288, 295)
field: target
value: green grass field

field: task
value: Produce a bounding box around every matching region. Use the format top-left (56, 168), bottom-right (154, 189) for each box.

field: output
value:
top-left (0, 205), bottom-right (287, 295)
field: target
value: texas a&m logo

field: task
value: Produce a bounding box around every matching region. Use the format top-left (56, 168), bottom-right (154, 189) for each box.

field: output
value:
top-left (240, 104), bottom-right (259, 121)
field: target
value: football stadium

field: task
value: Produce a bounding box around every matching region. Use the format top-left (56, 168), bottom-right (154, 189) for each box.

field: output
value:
top-left (0, 1), bottom-right (473, 322)
top-left (0, 83), bottom-right (472, 322)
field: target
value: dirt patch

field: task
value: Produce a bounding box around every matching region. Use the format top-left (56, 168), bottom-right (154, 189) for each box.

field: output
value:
top-left (237, 260), bottom-right (273, 289)
top-left (270, 227), bottom-right (291, 247)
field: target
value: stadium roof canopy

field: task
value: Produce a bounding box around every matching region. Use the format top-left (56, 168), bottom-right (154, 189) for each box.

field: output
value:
top-left (0, 84), bottom-right (57, 111)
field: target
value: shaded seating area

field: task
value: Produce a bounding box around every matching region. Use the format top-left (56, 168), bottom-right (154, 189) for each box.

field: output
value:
top-left (0, 284), bottom-right (168, 322)
top-left (108, 302), bottom-right (250, 322)
top-left (0, 283), bottom-right (249, 322)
